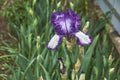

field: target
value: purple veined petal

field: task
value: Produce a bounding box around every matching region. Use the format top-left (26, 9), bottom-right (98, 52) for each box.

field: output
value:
top-left (51, 12), bottom-right (67, 35)
top-left (47, 34), bottom-right (63, 50)
top-left (51, 10), bottom-right (81, 35)
top-left (66, 10), bottom-right (81, 30)
top-left (51, 12), bottom-right (73, 35)
top-left (74, 31), bottom-right (92, 46)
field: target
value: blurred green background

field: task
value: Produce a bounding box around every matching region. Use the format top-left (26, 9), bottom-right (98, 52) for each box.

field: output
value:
top-left (0, 0), bottom-right (120, 80)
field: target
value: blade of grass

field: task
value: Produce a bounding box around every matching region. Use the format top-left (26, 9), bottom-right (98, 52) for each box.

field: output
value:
top-left (79, 35), bottom-right (99, 78)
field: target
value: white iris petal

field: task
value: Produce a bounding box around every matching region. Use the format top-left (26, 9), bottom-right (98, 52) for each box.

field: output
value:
top-left (75, 31), bottom-right (91, 45)
top-left (47, 34), bottom-right (62, 49)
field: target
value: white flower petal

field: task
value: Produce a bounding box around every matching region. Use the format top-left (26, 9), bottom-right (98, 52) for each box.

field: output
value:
top-left (74, 31), bottom-right (92, 46)
top-left (47, 34), bottom-right (63, 50)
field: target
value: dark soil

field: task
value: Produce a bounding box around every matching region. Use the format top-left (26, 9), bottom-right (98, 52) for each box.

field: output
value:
top-left (0, 1), bottom-right (16, 79)
top-left (0, 17), bottom-right (9, 80)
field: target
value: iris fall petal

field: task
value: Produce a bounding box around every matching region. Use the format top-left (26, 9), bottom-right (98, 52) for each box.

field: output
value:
top-left (47, 34), bottom-right (63, 50)
top-left (74, 31), bottom-right (92, 46)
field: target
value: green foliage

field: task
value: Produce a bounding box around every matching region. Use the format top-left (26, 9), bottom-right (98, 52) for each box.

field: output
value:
top-left (80, 35), bottom-right (99, 73)
top-left (0, 0), bottom-right (120, 80)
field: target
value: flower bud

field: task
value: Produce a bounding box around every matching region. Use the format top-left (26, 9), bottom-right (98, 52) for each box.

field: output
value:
top-left (36, 36), bottom-right (40, 49)
top-left (33, 0), bottom-right (36, 6)
top-left (108, 54), bottom-right (114, 63)
top-left (109, 68), bottom-right (115, 74)
top-left (57, 1), bottom-right (61, 8)
top-left (39, 75), bottom-right (44, 80)
top-left (104, 77), bottom-right (107, 80)
top-left (70, 2), bottom-right (74, 10)
top-left (28, 8), bottom-right (33, 15)
top-left (74, 59), bottom-right (81, 72)
top-left (82, 21), bottom-right (90, 33)
top-left (79, 73), bottom-right (85, 80)
top-left (53, 9), bottom-right (56, 13)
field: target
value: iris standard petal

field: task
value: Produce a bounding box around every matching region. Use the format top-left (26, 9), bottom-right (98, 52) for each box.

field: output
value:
top-left (74, 31), bottom-right (92, 46)
top-left (51, 10), bottom-right (81, 35)
top-left (51, 12), bottom-right (67, 35)
top-left (51, 12), bottom-right (73, 35)
top-left (66, 10), bottom-right (81, 30)
top-left (47, 34), bottom-right (63, 50)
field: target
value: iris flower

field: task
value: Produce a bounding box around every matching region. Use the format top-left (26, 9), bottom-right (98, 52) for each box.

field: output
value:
top-left (47, 10), bottom-right (92, 50)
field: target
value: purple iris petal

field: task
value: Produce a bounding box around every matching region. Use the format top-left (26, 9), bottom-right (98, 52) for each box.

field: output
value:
top-left (51, 10), bottom-right (81, 35)
top-left (66, 10), bottom-right (81, 30)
